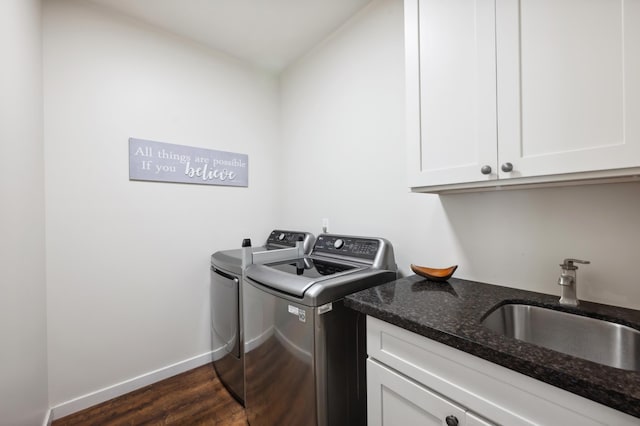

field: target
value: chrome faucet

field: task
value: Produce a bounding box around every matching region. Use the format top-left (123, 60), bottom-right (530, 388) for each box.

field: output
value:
top-left (558, 258), bottom-right (590, 306)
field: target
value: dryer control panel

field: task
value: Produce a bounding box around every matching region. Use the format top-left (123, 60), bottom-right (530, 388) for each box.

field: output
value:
top-left (266, 230), bottom-right (314, 250)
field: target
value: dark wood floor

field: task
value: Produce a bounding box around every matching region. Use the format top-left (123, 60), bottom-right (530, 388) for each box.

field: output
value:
top-left (53, 364), bottom-right (248, 425)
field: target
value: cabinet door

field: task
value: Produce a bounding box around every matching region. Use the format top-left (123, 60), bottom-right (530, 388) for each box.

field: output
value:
top-left (467, 412), bottom-right (494, 426)
top-left (496, 0), bottom-right (640, 179)
top-left (406, 0), bottom-right (498, 188)
top-left (367, 358), bottom-right (468, 426)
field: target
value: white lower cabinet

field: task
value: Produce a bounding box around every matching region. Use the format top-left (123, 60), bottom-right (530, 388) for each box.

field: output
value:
top-left (368, 358), bottom-right (492, 426)
top-left (366, 316), bottom-right (639, 426)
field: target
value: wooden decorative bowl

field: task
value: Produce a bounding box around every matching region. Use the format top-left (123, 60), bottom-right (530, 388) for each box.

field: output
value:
top-left (410, 264), bottom-right (458, 282)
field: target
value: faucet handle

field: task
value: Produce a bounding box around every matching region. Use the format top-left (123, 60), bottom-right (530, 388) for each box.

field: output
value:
top-left (560, 258), bottom-right (590, 270)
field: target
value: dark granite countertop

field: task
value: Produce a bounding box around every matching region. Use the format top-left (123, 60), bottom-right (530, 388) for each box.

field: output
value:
top-left (344, 275), bottom-right (640, 418)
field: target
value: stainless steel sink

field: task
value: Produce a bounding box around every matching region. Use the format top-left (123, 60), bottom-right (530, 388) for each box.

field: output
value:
top-left (481, 303), bottom-right (640, 371)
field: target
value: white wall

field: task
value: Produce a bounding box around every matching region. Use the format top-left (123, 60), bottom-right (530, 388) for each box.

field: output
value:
top-left (0, 0), bottom-right (49, 424)
top-left (279, 0), bottom-right (640, 310)
top-left (43, 0), bottom-right (280, 406)
top-left (11, 0), bottom-right (637, 418)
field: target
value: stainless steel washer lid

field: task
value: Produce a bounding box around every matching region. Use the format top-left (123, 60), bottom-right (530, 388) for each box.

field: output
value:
top-left (245, 258), bottom-right (366, 297)
top-left (210, 230), bottom-right (315, 274)
top-left (245, 260), bottom-right (396, 307)
top-left (211, 247), bottom-right (262, 275)
top-left (245, 234), bottom-right (397, 306)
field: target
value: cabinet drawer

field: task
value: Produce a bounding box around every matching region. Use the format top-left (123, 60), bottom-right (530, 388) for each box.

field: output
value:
top-left (366, 316), bottom-right (637, 425)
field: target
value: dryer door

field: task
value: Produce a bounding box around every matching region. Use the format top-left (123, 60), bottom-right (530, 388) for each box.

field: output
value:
top-left (211, 266), bottom-right (240, 358)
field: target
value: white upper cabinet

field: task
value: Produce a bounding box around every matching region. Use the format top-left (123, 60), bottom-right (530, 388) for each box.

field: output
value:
top-left (406, 0), bottom-right (640, 193)
top-left (406, 0), bottom-right (498, 188)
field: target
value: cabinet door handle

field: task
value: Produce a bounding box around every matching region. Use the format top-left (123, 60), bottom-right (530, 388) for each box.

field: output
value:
top-left (480, 165), bottom-right (492, 175)
top-left (445, 415), bottom-right (459, 426)
top-left (501, 162), bottom-right (513, 172)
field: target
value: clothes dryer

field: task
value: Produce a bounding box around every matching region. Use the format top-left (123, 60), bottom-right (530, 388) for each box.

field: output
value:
top-left (210, 230), bottom-right (314, 404)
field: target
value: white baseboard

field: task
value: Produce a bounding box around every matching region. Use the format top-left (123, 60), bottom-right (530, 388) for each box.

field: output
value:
top-left (50, 350), bottom-right (214, 420)
top-left (42, 408), bottom-right (53, 426)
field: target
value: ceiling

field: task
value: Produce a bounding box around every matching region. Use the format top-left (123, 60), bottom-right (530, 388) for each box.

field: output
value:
top-left (87, 0), bottom-right (372, 73)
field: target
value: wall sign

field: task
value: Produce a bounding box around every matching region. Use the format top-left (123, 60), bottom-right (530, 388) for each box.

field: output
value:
top-left (129, 138), bottom-right (248, 187)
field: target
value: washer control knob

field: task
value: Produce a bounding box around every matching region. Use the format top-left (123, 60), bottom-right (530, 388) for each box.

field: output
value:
top-left (278, 233), bottom-right (286, 241)
top-left (334, 239), bottom-right (345, 249)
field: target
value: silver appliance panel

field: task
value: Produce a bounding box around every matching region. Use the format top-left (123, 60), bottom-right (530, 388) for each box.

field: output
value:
top-left (243, 233), bottom-right (397, 426)
top-left (243, 275), bottom-right (386, 426)
top-left (245, 263), bottom-right (395, 307)
top-left (311, 234), bottom-right (396, 271)
top-left (209, 263), bottom-right (244, 403)
top-left (210, 229), bottom-right (315, 405)
top-left (243, 281), bottom-right (317, 425)
top-left (265, 229), bottom-right (316, 253)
